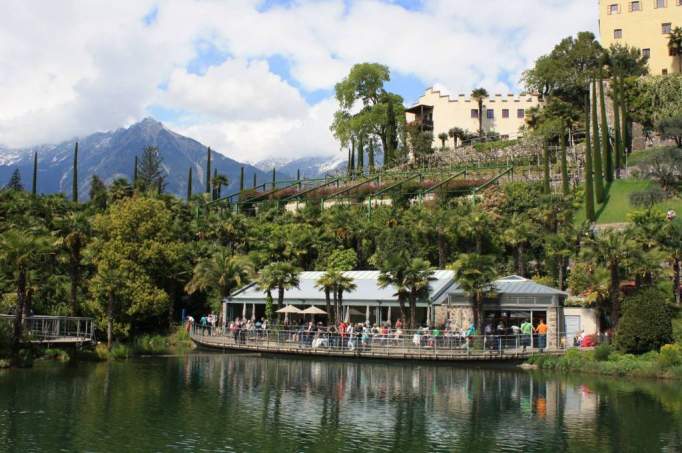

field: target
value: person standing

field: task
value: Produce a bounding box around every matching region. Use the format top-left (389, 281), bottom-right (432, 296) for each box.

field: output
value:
top-left (520, 319), bottom-right (533, 351)
top-left (535, 319), bottom-right (548, 350)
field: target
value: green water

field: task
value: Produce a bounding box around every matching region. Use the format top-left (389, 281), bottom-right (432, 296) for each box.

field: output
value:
top-left (1, 353), bottom-right (682, 452)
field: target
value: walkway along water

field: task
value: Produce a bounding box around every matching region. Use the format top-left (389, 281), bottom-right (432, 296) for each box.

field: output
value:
top-left (190, 325), bottom-right (564, 362)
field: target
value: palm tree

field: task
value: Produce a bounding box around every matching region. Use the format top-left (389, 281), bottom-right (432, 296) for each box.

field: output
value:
top-left (462, 208), bottom-right (493, 254)
top-left (448, 127), bottom-right (464, 148)
top-left (669, 27), bottom-right (682, 73)
top-left (315, 271), bottom-right (336, 323)
top-left (449, 253), bottom-right (496, 333)
top-left (333, 272), bottom-right (356, 323)
top-left (582, 230), bottom-right (637, 327)
top-left (501, 214), bottom-right (536, 277)
top-left (402, 258), bottom-right (435, 329)
top-left (185, 251), bottom-right (253, 309)
top-left (53, 212), bottom-right (91, 316)
top-left (471, 88), bottom-right (489, 137)
top-left (437, 132), bottom-right (448, 150)
top-left (257, 262), bottom-right (301, 318)
top-left (256, 266), bottom-right (278, 322)
top-left (0, 229), bottom-right (51, 352)
top-left (378, 268), bottom-right (410, 326)
top-left (212, 174), bottom-right (229, 200)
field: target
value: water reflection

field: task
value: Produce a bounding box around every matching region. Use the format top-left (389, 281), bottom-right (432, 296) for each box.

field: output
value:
top-left (1, 353), bottom-right (681, 452)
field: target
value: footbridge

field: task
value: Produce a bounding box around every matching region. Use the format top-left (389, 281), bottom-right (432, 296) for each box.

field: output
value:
top-left (0, 315), bottom-right (95, 345)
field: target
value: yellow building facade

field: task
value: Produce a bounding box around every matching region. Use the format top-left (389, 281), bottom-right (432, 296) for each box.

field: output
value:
top-left (599, 0), bottom-right (682, 74)
top-left (405, 88), bottom-right (542, 145)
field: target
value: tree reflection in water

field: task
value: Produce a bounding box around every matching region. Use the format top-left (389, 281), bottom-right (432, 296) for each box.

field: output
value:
top-left (1, 353), bottom-right (681, 452)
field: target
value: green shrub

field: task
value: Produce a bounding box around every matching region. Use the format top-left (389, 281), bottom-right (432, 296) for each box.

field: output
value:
top-left (616, 288), bottom-right (674, 354)
top-left (594, 343), bottom-right (612, 362)
top-left (16, 348), bottom-right (34, 368)
top-left (95, 343), bottom-right (110, 361)
top-left (133, 335), bottom-right (169, 355)
top-left (658, 344), bottom-right (682, 368)
top-left (630, 185), bottom-right (668, 208)
top-left (43, 348), bottom-right (70, 362)
top-left (0, 359), bottom-right (10, 369)
top-left (473, 139), bottom-right (518, 153)
top-left (109, 344), bottom-right (130, 361)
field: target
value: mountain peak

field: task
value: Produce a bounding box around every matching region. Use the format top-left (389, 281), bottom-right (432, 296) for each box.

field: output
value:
top-left (132, 117), bottom-right (165, 135)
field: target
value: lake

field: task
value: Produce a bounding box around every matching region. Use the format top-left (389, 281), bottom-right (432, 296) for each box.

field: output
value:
top-left (1, 353), bottom-right (681, 452)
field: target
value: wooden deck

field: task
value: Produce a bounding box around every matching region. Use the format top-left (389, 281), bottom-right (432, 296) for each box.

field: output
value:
top-left (191, 332), bottom-right (563, 362)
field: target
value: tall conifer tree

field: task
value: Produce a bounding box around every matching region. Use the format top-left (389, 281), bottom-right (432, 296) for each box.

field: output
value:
top-left (560, 122), bottom-right (570, 195)
top-left (187, 167), bottom-right (192, 201)
top-left (584, 95), bottom-right (596, 222)
top-left (239, 167), bottom-right (244, 191)
top-left (72, 142), bottom-right (78, 202)
top-left (613, 81), bottom-right (623, 178)
top-left (591, 80), bottom-right (605, 203)
top-left (599, 78), bottom-right (613, 182)
top-left (205, 147), bottom-right (212, 193)
top-left (31, 152), bottom-right (38, 196)
top-left (543, 141), bottom-right (551, 194)
top-left (133, 156), bottom-right (138, 185)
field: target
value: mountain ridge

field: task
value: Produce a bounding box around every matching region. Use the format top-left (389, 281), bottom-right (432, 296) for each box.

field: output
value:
top-left (0, 118), bottom-right (281, 199)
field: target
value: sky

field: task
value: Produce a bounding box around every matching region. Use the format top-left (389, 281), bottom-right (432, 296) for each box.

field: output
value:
top-left (0, 0), bottom-right (598, 163)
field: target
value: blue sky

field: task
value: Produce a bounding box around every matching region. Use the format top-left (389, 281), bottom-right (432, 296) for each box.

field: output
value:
top-left (0, 0), bottom-right (598, 162)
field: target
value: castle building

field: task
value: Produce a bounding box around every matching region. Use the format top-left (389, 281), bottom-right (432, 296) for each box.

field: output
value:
top-left (599, 0), bottom-right (682, 74)
top-left (404, 88), bottom-right (543, 146)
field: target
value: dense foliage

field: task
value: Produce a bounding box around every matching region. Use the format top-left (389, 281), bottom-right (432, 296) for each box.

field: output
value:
top-left (615, 288), bottom-right (674, 354)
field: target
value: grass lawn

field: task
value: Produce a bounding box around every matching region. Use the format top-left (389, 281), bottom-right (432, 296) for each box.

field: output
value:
top-left (575, 179), bottom-right (682, 225)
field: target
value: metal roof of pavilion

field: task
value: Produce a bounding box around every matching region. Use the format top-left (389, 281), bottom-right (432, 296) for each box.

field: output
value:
top-left (226, 270), bottom-right (456, 305)
top-left (448, 275), bottom-right (568, 297)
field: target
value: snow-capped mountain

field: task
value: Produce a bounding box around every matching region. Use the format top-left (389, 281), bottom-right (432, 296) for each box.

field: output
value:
top-left (0, 118), bottom-right (271, 199)
top-left (254, 155), bottom-right (348, 179)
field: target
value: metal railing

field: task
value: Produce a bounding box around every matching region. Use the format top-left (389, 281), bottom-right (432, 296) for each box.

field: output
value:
top-left (0, 314), bottom-right (95, 344)
top-left (190, 324), bottom-right (558, 356)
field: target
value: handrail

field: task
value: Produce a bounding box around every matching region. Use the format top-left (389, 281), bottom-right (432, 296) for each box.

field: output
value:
top-left (371, 173), bottom-right (422, 197)
top-left (420, 169), bottom-right (467, 196)
top-left (280, 177), bottom-right (343, 203)
top-left (472, 166), bottom-right (513, 194)
top-left (238, 180), bottom-right (302, 205)
top-left (323, 174), bottom-right (381, 201)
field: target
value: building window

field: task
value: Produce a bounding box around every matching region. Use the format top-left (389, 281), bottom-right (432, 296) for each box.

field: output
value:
top-left (663, 69), bottom-right (669, 75)
top-left (608, 3), bottom-right (620, 14)
top-left (630, 0), bottom-right (642, 10)
top-left (471, 109), bottom-right (479, 118)
top-left (663, 22), bottom-right (672, 33)
top-left (614, 29), bottom-right (623, 39)
top-left (656, 0), bottom-right (666, 7)
top-left (487, 110), bottom-right (494, 119)
top-left (517, 109), bottom-right (525, 119)
top-left (502, 109), bottom-right (510, 118)
top-left (643, 48), bottom-right (651, 58)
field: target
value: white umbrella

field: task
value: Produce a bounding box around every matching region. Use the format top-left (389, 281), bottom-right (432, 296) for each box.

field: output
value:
top-left (302, 306), bottom-right (327, 315)
top-left (276, 305), bottom-right (303, 314)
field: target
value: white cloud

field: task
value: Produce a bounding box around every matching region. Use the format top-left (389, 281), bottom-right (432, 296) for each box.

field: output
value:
top-left (0, 0), bottom-right (599, 162)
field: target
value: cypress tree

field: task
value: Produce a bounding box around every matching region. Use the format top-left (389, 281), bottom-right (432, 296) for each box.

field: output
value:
top-left (31, 152), bottom-right (37, 196)
top-left (253, 173), bottom-right (257, 188)
top-left (187, 167), bottom-right (192, 201)
top-left (205, 147), bottom-right (212, 193)
top-left (591, 80), bottom-right (605, 203)
top-left (620, 88), bottom-right (630, 169)
top-left (560, 121), bottom-right (570, 195)
top-left (357, 136), bottom-right (364, 175)
top-left (584, 94), bottom-right (596, 222)
top-left (599, 78), bottom-right (613, 183)
top-left (6, 169), bottom-right (23, 191)
top-left (542, 141), bottom-right (551, 194)
top-left (368, 138), bottom-right (375, 173)
top-left (613, 81), bottom-right (623, 178)
top-left (213, 169), bottom-right (218, 200)
top-left (385, 97), bottom-right (397, 167)
top-left (239, 167), bottom-right (244, 191)
top-left (347, 149), bottom-right (351, 176)
top-left (133, 156), bottom-right (138, 186)
top-left (350, 138), bottom-right (356, 176)
top-left (72, 142), bottom-right (78, 202)
top-left (271, 168), bottom-right (276, 189)
top-left (297, 169), bottom-right (300, 181)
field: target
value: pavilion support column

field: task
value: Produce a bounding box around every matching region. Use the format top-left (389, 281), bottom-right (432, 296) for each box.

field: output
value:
top-left (242, 303), bottom-right (246, 319)
top-left (252, 303), bottom-right (256, 320)
top-left (388, 306), bottom-right (392, 325)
